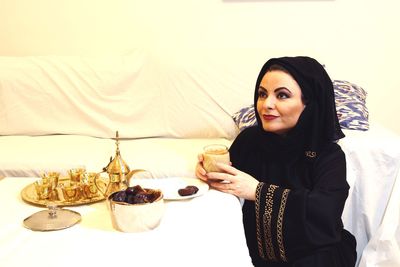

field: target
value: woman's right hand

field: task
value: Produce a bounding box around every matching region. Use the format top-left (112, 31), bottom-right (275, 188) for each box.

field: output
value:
top-left (195, 153), bottom-right (208, 182)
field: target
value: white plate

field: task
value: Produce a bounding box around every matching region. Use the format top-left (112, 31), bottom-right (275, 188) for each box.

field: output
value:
top-left (130, 177), bottom-right (209, 200)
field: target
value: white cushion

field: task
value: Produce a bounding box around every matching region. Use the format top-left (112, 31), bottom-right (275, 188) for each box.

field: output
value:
top-left (0, 49), bottom-right (256, 139)
top-left (0, 134), bottom-right (232, 179)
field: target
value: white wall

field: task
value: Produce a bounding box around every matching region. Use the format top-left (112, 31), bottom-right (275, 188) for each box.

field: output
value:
top-left (0, 0), bottom-right (399, 134)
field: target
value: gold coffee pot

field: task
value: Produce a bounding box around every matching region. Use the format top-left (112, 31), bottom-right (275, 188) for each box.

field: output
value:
top-left (95, 131), bottom-right (148, 197)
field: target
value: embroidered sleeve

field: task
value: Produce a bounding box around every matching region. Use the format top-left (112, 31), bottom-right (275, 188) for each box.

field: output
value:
top-left (255, 183), bottom-right (290, 262)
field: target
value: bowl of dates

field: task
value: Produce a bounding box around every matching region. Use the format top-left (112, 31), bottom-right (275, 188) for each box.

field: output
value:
top-left (108, 185), bottom-right (164, 232)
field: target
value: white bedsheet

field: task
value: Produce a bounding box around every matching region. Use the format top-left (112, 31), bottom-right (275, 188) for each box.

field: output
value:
top-left (0, 177), bottom-right (253, 267)
top-left (1, 125), bottom-right (399, 266)
top-left (340, 125), bottom-right (400, 266)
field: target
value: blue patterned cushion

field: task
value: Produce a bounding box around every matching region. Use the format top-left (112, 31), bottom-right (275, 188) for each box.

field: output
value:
top-left (333, 80), bottom-right (369, 131)
top-left (232, 105), bottom-right (257, 131)
top-left (232, 80), bottom-right (369, 132)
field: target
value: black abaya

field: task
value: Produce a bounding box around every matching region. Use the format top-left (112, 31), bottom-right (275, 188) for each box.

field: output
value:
top-left (231, 56), bottom-right (357, 267)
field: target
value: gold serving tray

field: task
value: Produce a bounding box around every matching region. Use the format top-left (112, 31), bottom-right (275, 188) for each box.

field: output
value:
top-left (21, 178), bottom-right (107, 207)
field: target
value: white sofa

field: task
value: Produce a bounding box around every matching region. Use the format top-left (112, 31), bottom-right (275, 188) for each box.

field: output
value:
top-left (0, 49), bottom-right (249, 177)
top-left (1, 50), bottom-right (399, 266)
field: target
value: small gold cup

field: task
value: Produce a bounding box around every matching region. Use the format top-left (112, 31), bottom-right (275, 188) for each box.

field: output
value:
top-left (61, 183), bottom-right (82, 202)
top-left (47, 172), bottom-right (60, 191)
top-left (34, 181), bottom-right (49, 200)
top-left (68, 167), bottom-right (86, 184)
top-left (81, 172), bottom-right (100, 199)
top-left (35, 171), bottom-right (60, 200)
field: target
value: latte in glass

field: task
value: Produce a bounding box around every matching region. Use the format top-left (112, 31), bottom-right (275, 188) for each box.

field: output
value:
top-left (203, 144), bottom-right (230, 173)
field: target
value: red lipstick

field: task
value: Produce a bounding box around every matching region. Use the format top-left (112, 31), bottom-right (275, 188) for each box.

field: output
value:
top-left (262, 115), bottom-right (278, 121)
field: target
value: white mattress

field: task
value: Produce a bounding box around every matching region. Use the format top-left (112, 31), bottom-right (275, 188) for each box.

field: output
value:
top-left (340, 125), bottom-right (400, 266)
top-left (0, 124), bottom-right (399, 266)
top-left (0, 135), bottom-right (232, 179)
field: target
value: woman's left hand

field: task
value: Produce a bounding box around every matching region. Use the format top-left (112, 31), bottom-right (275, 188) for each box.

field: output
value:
top-left (206, 163), bottom-right (259, 201)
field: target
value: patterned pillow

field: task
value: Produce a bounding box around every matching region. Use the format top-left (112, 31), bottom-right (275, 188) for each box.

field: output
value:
top-left (232, 105), bottom-right (257, 132)
top-left (232, 80), bottom-right (369, 132)
top-left (333, 80), bottom-right (369, 131)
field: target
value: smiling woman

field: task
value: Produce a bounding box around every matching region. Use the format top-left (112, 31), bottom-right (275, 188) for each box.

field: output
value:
top-left (256, 64), bottom-right (306, 135)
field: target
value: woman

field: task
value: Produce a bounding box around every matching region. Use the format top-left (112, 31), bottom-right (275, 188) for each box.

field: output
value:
top-left (196, 56), bottom-right (357, 266)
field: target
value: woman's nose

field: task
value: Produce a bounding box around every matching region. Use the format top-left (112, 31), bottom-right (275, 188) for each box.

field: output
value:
top-left (263, 96), bottom-right (275, 110)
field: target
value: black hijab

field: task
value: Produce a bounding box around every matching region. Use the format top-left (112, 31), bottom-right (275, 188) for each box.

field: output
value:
top-left (252, 56), bottom-right (344, 161)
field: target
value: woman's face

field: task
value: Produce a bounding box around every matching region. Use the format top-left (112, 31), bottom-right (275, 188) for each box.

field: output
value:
top-left (256, 70), bottom-right (305, 135)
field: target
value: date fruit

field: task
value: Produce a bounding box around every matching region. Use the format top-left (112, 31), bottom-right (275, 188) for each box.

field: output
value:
top-left (112, 185), bottom-right (161, 204)
top-left (178, 185), bottom-right (199, 196)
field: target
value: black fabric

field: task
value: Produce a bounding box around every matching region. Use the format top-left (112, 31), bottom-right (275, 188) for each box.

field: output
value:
top-left (230, 57), bottom-right (356, 267)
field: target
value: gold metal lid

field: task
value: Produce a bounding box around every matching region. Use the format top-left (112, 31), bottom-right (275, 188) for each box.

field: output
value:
top-left (23, 205), bottom-right (81, 231)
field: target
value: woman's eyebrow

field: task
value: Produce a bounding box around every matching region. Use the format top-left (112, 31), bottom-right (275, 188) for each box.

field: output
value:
top-left (275, 87), bottom-right (291, 93)
top-left (259, 85), bottom-right (291, 93)
top-left (274, 86), bottom-right (293, 95)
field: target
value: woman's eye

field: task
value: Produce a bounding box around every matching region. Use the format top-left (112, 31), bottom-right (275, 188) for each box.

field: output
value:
top-left (277, 92), bottom-right (289, 99)
top-left (258, 90), bottom-right (267, 99)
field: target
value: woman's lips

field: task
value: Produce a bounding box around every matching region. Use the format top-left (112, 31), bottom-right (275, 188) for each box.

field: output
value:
top-left (262, 114), bottom-right (278, 121)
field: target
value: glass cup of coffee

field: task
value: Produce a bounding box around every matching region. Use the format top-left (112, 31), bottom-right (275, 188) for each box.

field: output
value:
top-left (203, 144), bottom-right (230, 173)
top-left (68, 167), bottom-right (86, 184)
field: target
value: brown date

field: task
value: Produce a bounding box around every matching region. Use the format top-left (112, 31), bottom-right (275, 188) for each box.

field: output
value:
top-left (178, 185), bottom-right (199, 196)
